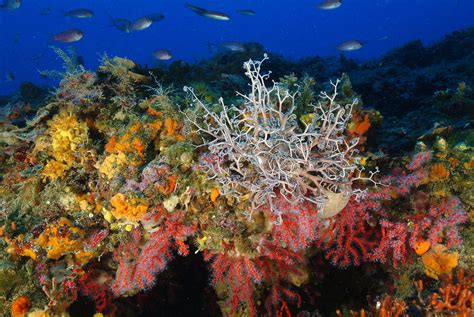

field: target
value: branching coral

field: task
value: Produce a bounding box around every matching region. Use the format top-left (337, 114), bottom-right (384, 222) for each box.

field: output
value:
top-left (111, 209), bottom-right (195, 295)
top-left (185, 54), bottom-right (375, 222)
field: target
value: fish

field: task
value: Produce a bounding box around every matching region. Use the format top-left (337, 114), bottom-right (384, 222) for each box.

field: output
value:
top-left (221, 42), bottom-right (245, 52)
top-left (145, 13), bottom-right (165, 22)
top-left (5, 71), bottom-right (15, 81)
top-left (199, 11), bottom-right (230, 21)
top-left (110, 18), bottom-right (132, 33)
top-left (317, 0), bottom-right (342, 10)
top-left (153, 50), bottom-right (173, 60)
top-left (237, 9), bottom-right (256, 16)
top-left (336, 40), bottom-right (364, 51)
top-left (53, 29), bottom-right (84, 43)
top-left (186, 3), bottom-right (230, 20)
top-left (64, 8), bottom-right (94, 19)
top-left (131, 17), bottom-right (153, 31)
top-left (0, 0), bottom-right (20, 10)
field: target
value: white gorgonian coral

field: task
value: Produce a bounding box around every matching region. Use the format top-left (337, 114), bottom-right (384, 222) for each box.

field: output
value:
top-left (184, 54), bottom-right (376, 223)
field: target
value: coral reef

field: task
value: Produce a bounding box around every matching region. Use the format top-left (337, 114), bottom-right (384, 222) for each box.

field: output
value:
top-left (0, 30), bottom-right (473, 317)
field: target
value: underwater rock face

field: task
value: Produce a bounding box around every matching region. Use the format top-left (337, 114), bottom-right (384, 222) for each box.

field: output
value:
top-left (0, 31), bottom-right (473, 316)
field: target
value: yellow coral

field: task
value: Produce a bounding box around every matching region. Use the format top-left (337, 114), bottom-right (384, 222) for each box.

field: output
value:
top-left (464, 158), bottom-right (474, 170)
top-left (46, 109), bottom-right (88, 165)
top-left (110, 193), bottom-right (148, 222)
top-left (39, 109), bottom-right (88, 181)
top-left (74, 250), bottom-right (96, 265)
top-left (41, 160), bottom-right (68, 181)
top-left (413, 239), bottom-right (431, 256)
top-left (421, 244), bottom-right (459, 279)
top-left (210, 187), bottom-right (220, 203)
top-left (97, 152), bottom-right (128, 179)
top-left (35, 217), bottom-right (85, 260)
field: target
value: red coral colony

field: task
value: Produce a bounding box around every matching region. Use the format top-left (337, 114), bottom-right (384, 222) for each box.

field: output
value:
top-left (0, 51), bottom-right (472, 317)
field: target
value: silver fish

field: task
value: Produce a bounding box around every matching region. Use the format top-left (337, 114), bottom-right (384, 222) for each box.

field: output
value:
top-left (337, 40), bottom-right (364, 51)
top-left (153, 50), bottom-right (173, 60)
top-left (222, 42), bottom-right (245, 52)
top-left (317, 0), bottom-right (342, 10)
top-left (131, 17), bottom-right (153, 31)
top-left (237, 9), bottom-right (256, 16)
top-left (200, 11), bottom-right (230, 21)
top-left (186, 3), bottom-right (229, 20)
top-left (64, 8), bottom-right (94, 19)
top-left (53, 29), bottom-right (84, 43)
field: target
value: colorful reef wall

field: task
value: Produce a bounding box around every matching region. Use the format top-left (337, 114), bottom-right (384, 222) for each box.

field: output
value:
top-left (0, 32), bottom-right (473, 317)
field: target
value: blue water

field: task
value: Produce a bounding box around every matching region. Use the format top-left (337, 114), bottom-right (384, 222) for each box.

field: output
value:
top-left (1, 0), bottom-right (473, 94)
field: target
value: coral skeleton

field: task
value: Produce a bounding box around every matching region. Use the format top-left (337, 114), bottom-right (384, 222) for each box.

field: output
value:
top-left (185, 54), bottom-right (374, 222)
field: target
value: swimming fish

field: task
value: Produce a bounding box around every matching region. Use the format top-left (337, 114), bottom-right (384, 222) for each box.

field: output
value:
top-left (185, 3), bottom-right (230, 20)
top-left (153, 50), bottom-right (173, 60)
top-left (5, 71), bottom-right (15, 81)
top-left (317, 0), bottom-right (342, 10)
top-left (221, 42), bottom-right (246, 52)
top-left (336, 40), bottom-right (364, 51)
top-left (64, 8), bottom-right (94, 19)
top-left (0, 0), bottom-right (20, 10)
top-left (111, 18), bottom-right (132, 33)
top-left (131, 17), bottom-right (153, 31)
top-left (53, 29), bottom-right (84, 43)
top-left (200, 11), bottom-right (230, 21)
top-left (237, 9), bottom-right (256, 16)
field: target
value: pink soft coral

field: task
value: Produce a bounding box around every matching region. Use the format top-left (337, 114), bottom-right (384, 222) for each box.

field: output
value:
top-left (111, 208), bottom-right (195, 295)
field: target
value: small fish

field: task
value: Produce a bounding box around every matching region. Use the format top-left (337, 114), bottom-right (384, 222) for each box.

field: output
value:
top-left (237, 9), bottom-right (256, 16)
top-left (186, 3), bottom-right (230, 20)
top-left (131, 17), bottom-right (153, 31)
top-left (153, 49), bottom-right (172, 60)
top-left (145, 13), bottom-right (165, 22)
top-left (0, 0), bottom-right (20, 10)
top-left (5, 71), bottom-right (14, 81)
top-left (111, 18), bottom-right (132, 33)
top-left (317, 0), bottom-right (342, 10)
top-left (200, 11), bottom-right (230, 21)
top-left (222, 42), bottom-right (245, 52)
top-left (53, 29), bottom-right (84, 43)
top-left (336, 40), bottom-right (364, 51)
top-left (64, 8), bottom-right (94, 19)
